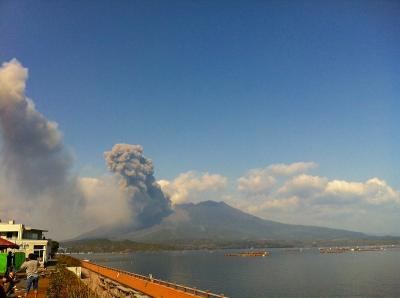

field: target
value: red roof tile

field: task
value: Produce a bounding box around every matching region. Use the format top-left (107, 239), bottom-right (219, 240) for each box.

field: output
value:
top-left (0, 238), bottom-right (19, 249)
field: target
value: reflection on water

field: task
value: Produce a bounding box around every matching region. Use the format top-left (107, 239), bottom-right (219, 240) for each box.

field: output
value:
top-left (74, 247), bottom-right (400, 298)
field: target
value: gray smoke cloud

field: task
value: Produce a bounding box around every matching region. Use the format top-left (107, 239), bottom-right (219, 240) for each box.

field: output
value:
top-left (0, 59), bottom-right (172, 239)
top-left (0, 61), bottom-right (68, 194)
top-left (0, 59), bottom-right (85, 238)
top-left (104, 144), bottom-right (172, 229)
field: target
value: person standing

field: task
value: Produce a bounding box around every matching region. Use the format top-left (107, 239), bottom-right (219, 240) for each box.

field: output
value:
top-left (6, 252), bottom-right (14, 275)
top-left (18, 253), bottom-right (39, 298)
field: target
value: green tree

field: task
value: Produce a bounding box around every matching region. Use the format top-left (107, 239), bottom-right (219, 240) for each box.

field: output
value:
top-left (50, 241), bottom-right (59, 258)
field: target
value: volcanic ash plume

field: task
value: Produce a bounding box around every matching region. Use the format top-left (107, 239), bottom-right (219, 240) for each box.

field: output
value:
top-left (0, 59), bottom-right (69, 194)
top-left (104, 144), bottom-right (172, 229)
top-left (0, 59), bottom-right (85, 237)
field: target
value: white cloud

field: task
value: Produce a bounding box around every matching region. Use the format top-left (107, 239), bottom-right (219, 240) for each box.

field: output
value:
top-left (362, 178), bottom-right (399, 205)
top-left (267, 162), bottom-right (317, 176)
top-left (158, 171), bottom-right (227, 204)
top-left (233, 162), bottom-right (400, 234)
top-left (237, 162), bottom-right (317, 194)
top-left (237, 169), bottom-right (276, 194)
top-left (325, 180), bottom-right (365, 198)
top-left (278, 174), bottom-right (327, 197)
top-left (247, 196), bottom-right (299, 213)
top-left (273, 175), bottom-right (400, 206)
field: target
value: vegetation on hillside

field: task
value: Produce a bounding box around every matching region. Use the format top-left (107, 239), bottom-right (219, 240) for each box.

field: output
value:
top-left (61, 238), bottom-right (176, 253)
top-left (50, 240), bottom-right (59, 257)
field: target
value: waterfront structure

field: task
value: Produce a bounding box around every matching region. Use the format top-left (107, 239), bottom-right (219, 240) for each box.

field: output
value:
top-left (0, 219), bottom-right (51, 263)
top-left (79, 258), bottom-right (227, 298)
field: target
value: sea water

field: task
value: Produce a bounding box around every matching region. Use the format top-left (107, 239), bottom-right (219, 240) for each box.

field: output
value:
top-left (74, 247), bottom-right (400, 298)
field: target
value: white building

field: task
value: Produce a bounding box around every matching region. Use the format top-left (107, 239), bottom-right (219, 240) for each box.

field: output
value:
top-left (0, 219), bottom-right (51, 263)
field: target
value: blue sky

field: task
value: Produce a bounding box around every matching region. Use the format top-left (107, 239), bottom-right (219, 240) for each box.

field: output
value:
top-left (0, 1), bottom-right (399, 235)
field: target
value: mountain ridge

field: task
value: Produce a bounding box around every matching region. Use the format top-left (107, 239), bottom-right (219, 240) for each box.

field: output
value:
top-left (77, 200), bottom-right (367, 243)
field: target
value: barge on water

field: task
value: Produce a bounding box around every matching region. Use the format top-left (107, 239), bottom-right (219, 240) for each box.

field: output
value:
top-left (319, 246), bottom-right (386, 254)
top-left (225, 251), bottom-right (270, 257)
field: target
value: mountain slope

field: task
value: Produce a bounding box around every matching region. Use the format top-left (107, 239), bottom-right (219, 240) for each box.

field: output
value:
top-left (126, 201), bottom-right (365, 242)
top-left (79, 200), bottom-right (366, 242)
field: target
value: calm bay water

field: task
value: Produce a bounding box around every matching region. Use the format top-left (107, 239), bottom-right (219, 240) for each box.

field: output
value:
top-left (75, 247), bottom-right (400, 298)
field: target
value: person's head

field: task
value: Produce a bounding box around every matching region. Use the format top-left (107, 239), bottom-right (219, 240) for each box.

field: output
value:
top-left (7, 252), bottom-right (11, 256)
top-left (28, 253), bottom-right (35, 260)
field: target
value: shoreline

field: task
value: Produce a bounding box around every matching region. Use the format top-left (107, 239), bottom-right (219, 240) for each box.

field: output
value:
top-left (62, 242), bottom-right (400, 254)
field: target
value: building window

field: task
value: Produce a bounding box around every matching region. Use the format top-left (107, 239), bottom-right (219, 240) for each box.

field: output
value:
top-left (6, 232), bottom-right (13, 238)
top-left (34, 245), bottom-right (45, 260)
top-left (22, 232), bottom-right (39, 240)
